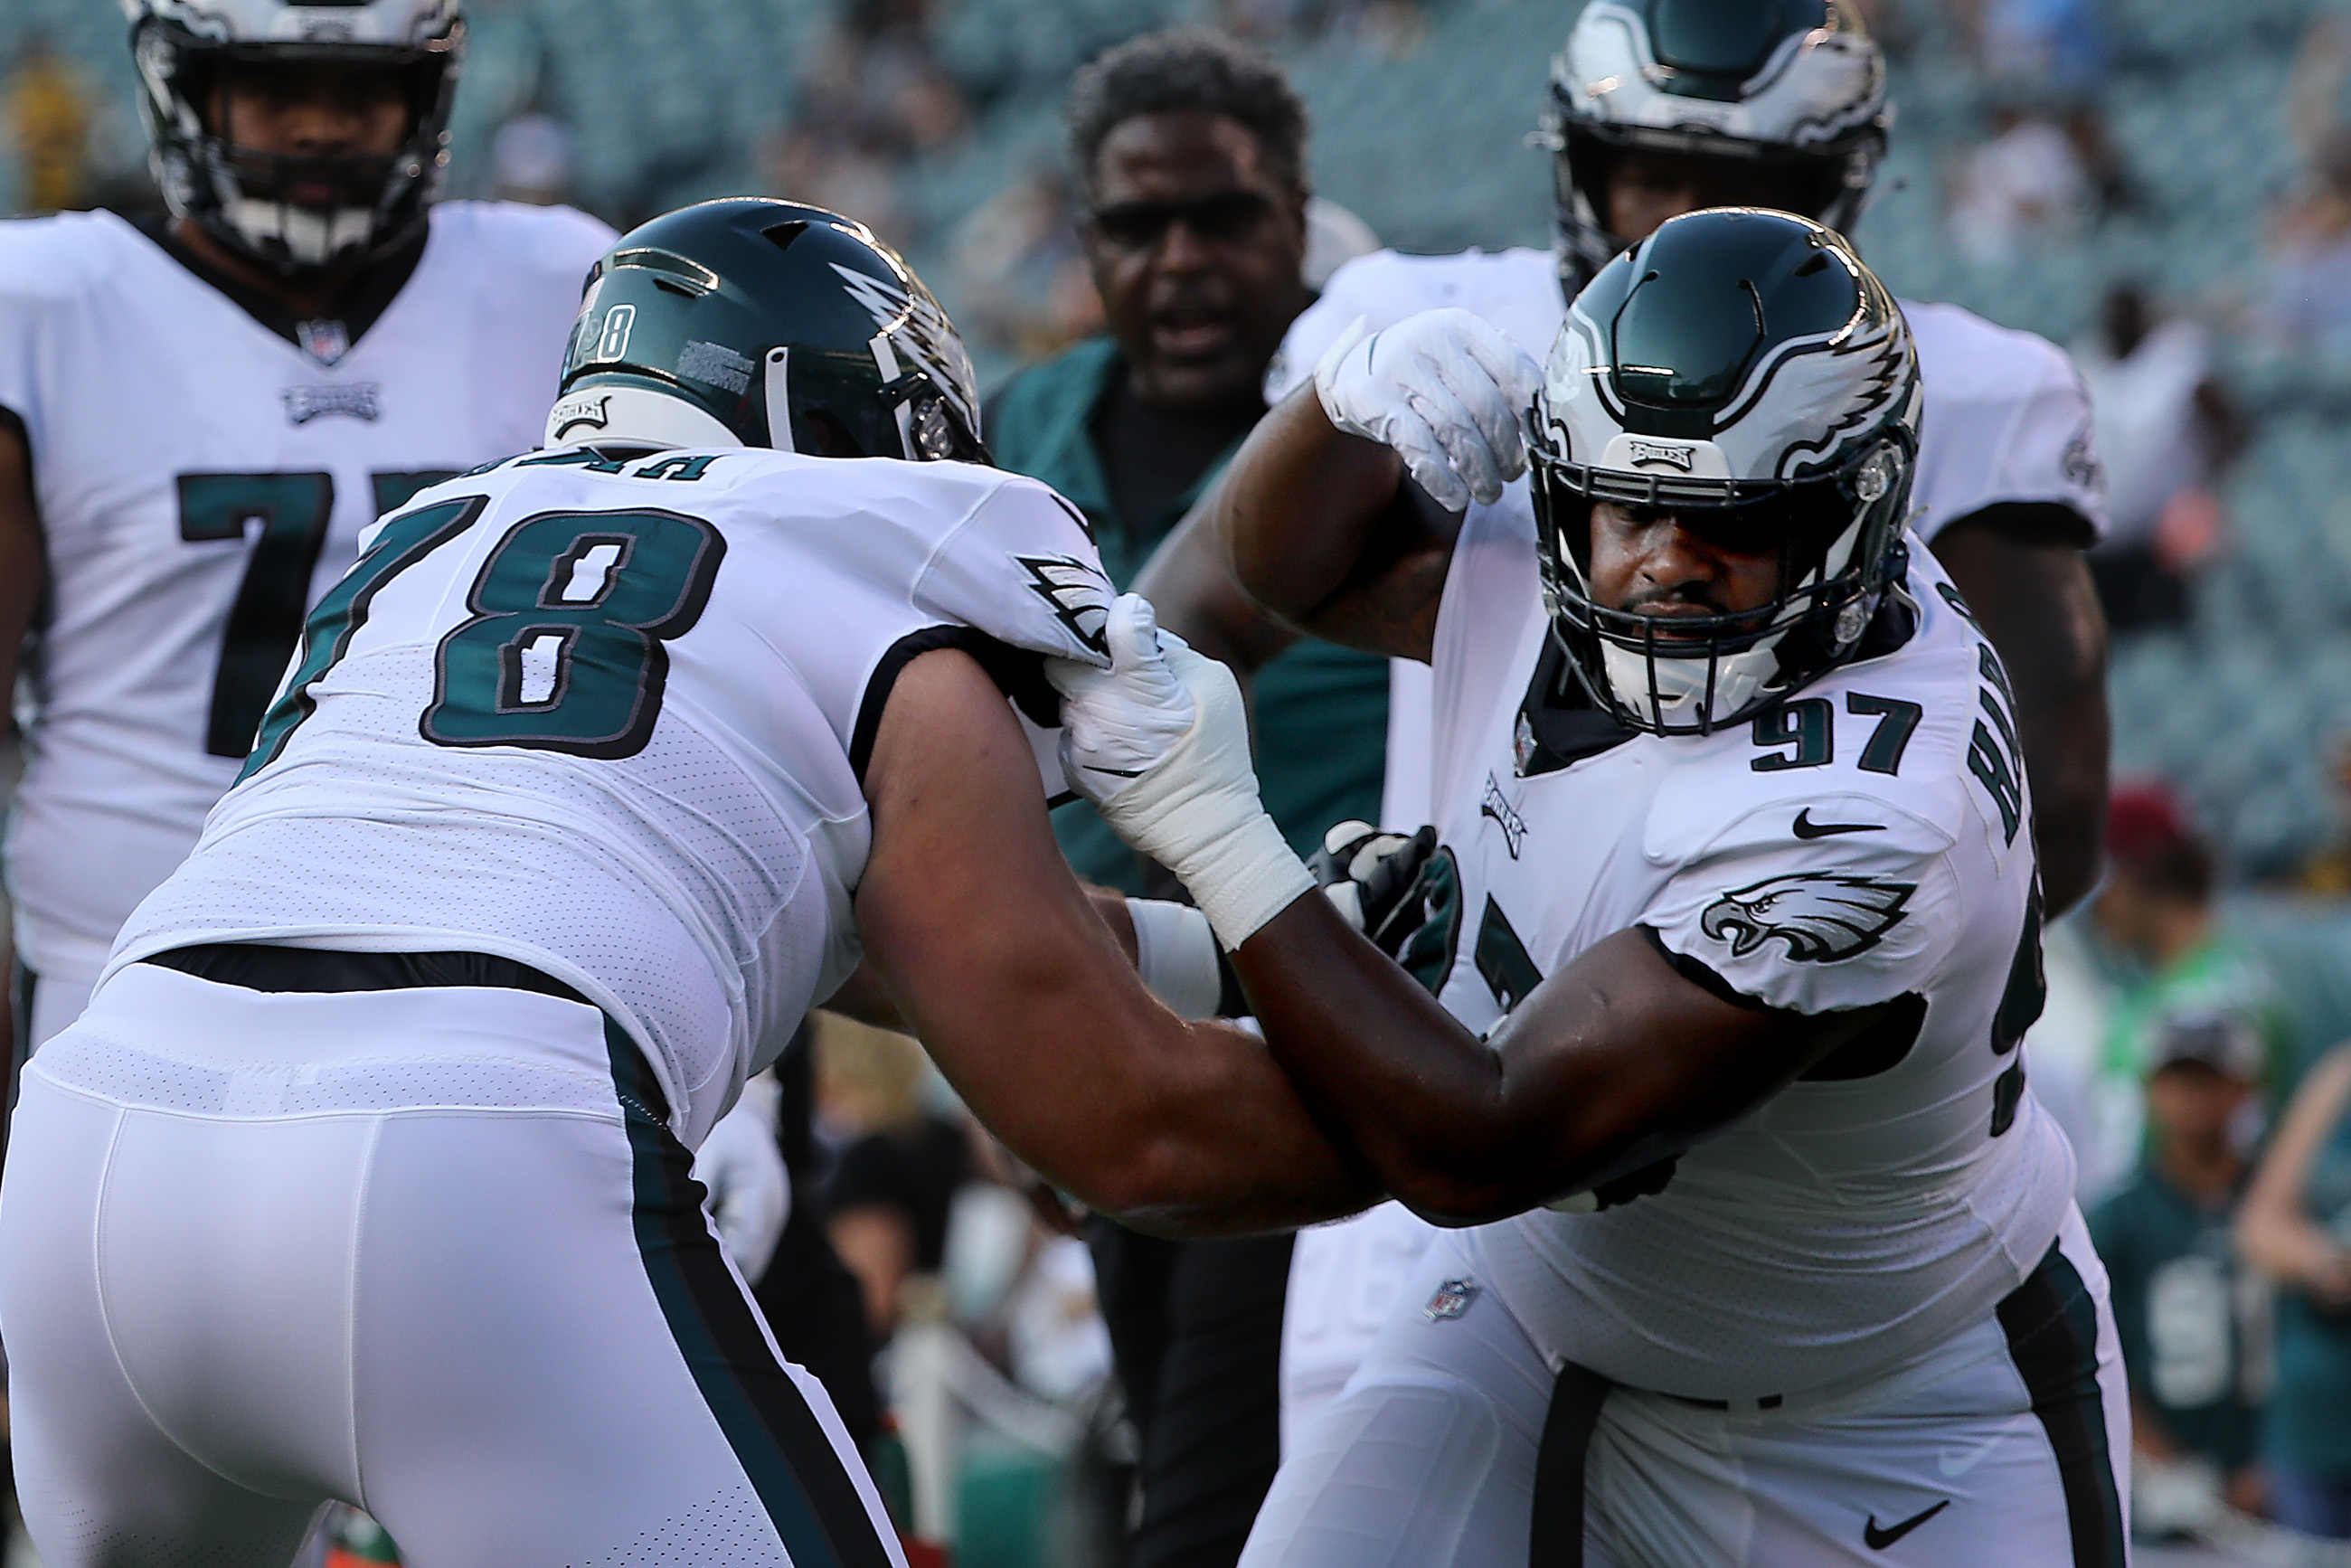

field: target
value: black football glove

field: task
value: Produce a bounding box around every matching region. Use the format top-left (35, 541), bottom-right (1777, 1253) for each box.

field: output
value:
top-left (1309, 820), bottom-right (1440, 959)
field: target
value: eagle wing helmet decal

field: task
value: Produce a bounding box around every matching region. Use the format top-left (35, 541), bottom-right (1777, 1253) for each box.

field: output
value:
top-left (1698, 873), bottom-right (1914, 963)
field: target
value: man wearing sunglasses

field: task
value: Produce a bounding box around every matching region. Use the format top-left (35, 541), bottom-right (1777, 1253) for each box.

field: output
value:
top-left (983, 29), bottom-right (1390, 1568)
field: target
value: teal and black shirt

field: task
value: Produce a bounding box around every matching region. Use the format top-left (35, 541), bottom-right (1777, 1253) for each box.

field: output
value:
top-left (987, 335), bottom-right (1391, 893)
top-left (2088, 1167), bottom-right (2262, 1472)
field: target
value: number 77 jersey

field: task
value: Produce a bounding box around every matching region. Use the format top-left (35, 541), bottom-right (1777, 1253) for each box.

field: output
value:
top-left (0, 204), bottom-right (614, 1000)
top-left (109, 446), bottom-right (1113, 1146)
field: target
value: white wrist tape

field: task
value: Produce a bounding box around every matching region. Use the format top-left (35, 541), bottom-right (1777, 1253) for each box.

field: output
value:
top-left (1174, 809), bottom-right (1314, 952)
top-left (1126, 899), bottom-right (1223, 1020)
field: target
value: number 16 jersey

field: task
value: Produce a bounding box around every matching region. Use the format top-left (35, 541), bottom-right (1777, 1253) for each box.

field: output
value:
top-left (0, 203), bottom-right (613, 991)
top-left (109, 446), bottom-right (1113, 1146)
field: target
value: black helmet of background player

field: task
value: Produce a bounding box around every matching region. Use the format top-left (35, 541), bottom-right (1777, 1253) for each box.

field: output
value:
top-left (1527, 208), bottom-right (1921, 736)
top-left (125, 0), bottom-right (464, 276)
top-left (544, 199), bottom-right (987, 464)
top-left (1541, 0), bottom-right (1888, 295)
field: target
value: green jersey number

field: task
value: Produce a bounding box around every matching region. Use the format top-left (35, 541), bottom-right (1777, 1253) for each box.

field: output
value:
top-left (241, 495), bottom-right (486, 780)
top-left (421, 508), bottom-right (727, 759)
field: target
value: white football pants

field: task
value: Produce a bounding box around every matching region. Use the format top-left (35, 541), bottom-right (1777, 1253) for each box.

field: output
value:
top-left (1242, 1205), bottom-right (2130, 1568)
top-left (0, 961), bottom-right (904, 1568)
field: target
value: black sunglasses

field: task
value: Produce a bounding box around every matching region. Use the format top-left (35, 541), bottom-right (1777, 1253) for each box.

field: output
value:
top-left (1087, 189), bottom-right (1276, 250)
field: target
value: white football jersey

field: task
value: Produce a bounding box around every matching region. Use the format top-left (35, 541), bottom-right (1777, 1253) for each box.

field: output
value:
top-left (0, 201), bottom-right (615, 984)
top-left (109, 448), bottom-right (1112, 1146)
top-left (1277, 247), bottom-right (2107, 1437)
top-left (1408, 492), bottom-right (2071, 1401)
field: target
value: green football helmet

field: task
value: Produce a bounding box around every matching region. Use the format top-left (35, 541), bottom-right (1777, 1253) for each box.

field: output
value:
top-left (544, 198), bottom-right (986, 462)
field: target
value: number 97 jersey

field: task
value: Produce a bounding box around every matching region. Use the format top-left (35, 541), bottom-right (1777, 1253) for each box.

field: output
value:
top-left (109, 446), bottom-right (1113, 1146)
top-left (1420, 497), bottom-right (2077, 1403)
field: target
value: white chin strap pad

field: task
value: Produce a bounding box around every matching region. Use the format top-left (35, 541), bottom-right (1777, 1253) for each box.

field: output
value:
top-left (543, 384), bottom-right (742, 451)
top-left (227, 198), bottom-right (374, 269)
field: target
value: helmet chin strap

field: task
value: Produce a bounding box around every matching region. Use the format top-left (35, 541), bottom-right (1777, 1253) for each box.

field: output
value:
top-left (543, 385), bottom-right (740, 452)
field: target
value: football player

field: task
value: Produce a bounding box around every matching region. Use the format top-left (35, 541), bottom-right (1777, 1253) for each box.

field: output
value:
top-left (0, 0), bottom-right (792, 1345)
top-left (0, 199), bottom-right (1385, 1568)
top-left (1138, 0), bottom-right (2113, 1444)
top-left (1053, 211), bottom-right (2124, 1565)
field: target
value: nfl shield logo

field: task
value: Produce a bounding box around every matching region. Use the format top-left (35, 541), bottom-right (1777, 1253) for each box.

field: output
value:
top-left (1423, 1278), bottom-right (1479, 1321)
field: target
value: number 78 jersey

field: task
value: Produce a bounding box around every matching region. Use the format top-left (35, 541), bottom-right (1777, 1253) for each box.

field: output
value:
top-left (1422, 497), bottom-right (2076, 1402)
top-left (110, 447), bottom-right (1113, 1145)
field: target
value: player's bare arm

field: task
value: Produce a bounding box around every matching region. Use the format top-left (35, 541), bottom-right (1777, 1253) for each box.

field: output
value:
top-left (854, 645), bottom-right (1377, 1238)
top-left (1193, 310), bottom-right (1539, 664)
top-left (1061, 593), bottom-right (1902, 1225)
top-left (1931, 517), bottom-right (2110, 914)
top-left (1130, 493), bottom-right (1299, 681)
top-left (1233, 897), bottom-right (1895, 1223)
top-left (0, 422), bottom-right (41, 705)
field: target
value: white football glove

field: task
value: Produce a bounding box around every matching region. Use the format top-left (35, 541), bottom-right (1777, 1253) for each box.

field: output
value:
top-left (693, 1074), bottom-right (788, 1282)
top-left (1314, 307), bottom-right (1543, 513)
top-left (1049, 594), bottom-right (1314, 949)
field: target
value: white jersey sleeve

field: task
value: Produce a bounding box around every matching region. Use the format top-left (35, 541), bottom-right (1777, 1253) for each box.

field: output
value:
top-left (1638, 789), bottom-right (1961, 1017)
top-left (1902, 299), bottom-right (2108, 544)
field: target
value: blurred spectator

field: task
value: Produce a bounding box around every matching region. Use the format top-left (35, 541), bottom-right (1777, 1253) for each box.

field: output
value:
top-left (2239, 1040), bottom-right (2351, 1537)
top-left (2084, 787), bottom-right (2290, 1201)
top-left (5, 30), bottom-right (89, 214)
top-left (2264, 17), bottom-right (2351, 350)
top-left (2298, 734), bottom-right (2351, 897)
top-left (758, 5), bottom-right (968, 251)
top-left (984, 30), bottom-right (1386, 1568)
top-left (2091, 1013), bottom-right (2270, 1533)
top-left (490, 110), bottom-right (574, 206)
top-left (1948, 105), bottom-right (2091, 261)
top-left (2075, 284), bottom-right (2242, 633)
top-left (947, 164), bottom-right (1100, 364)
top-left (2263, 126), bottom-right (2351, 352)
top-left (1969, 0), bottom-right (2107, 96)
top-left (1213, 0), bottom-right (1426, 52)
top-left (815, 1013), bottom-right (973, 1341)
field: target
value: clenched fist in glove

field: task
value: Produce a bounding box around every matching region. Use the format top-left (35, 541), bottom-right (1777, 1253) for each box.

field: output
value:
top-left (1048, 594), bottom-right (1314, 950)
top-left (1314, 307), bottom-right (1544, 513)
top-left (1310, 820), bottom-right (1439, 958)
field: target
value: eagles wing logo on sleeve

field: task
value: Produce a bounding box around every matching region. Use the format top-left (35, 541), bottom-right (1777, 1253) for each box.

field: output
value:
top-left (1015, 554), bottom-right (1111, 656)
top-left (1698, 873), bottom-right (1914, 963)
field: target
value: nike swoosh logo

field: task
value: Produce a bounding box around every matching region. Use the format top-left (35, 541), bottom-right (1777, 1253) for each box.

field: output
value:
top-left (1084, 764), bottom-right (1147, 778)
top-left (1794, 808), bottom-right (1885, 839)
top-left (1863, 1500), bottom-right (1950, 1550)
